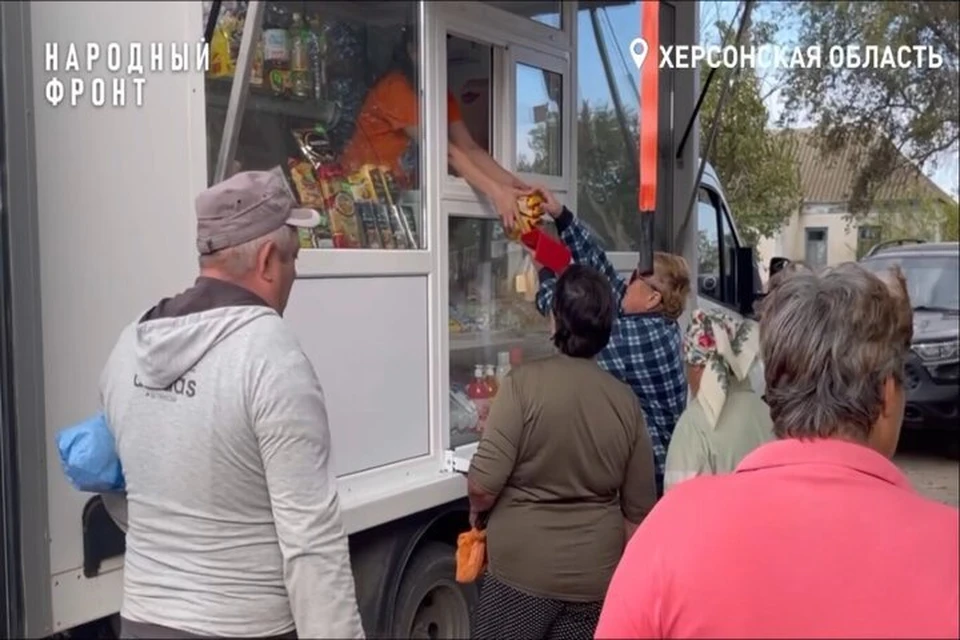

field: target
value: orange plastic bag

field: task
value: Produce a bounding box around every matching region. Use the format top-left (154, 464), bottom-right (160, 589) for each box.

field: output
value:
top-left (455, 527), bottom-right (487, 584)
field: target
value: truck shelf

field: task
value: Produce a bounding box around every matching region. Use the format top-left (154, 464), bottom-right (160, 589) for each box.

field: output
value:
top-left (205, 78), bottom-right (340, 125)
top-left (449, 329), bottom-right (548, 353)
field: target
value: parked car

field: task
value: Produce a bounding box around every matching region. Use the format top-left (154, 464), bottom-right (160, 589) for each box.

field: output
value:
top-left (860, 241), bottom-right (959, 434)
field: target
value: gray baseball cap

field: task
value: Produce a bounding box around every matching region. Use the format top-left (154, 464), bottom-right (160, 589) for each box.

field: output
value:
top-left (195, 166), bottom-right (321, 255)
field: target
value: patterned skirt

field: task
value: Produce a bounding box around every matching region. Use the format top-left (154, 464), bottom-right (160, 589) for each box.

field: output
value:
top-left (472, 573), bottom-right (602, 640)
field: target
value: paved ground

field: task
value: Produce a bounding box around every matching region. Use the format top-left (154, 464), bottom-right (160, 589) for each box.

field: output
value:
top-left (894, 432), bottom-right (959, 507)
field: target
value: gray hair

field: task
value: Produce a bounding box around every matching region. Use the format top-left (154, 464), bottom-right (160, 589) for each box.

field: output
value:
top-left (758, 262), bottom-right (913, 441)
top-left (198, 225), bottom-right (299, 278)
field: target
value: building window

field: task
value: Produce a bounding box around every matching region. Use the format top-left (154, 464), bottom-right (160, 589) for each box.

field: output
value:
top-left (857, 225), bottom-right (883, 259)
top-left (804, 227), bottom-right (828, 269)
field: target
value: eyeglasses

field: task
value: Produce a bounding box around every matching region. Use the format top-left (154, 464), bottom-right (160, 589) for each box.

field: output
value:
top-left (629, 270), bottom-right (662, 294)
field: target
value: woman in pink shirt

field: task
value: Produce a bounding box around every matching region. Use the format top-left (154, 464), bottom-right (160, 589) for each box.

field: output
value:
top-left (596, 262), bottom-right (960, 639)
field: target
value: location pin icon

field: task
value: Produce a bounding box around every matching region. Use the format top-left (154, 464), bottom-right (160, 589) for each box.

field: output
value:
top-left (630, 37), bottom-right (649, 69)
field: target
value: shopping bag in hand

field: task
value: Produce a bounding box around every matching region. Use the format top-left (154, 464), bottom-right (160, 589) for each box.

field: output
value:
top-left (455, 527), bottom-right (487, 584)
top-left (56, 412), bottom-right (126, 493)
top-left (520, 229), bottom-right (572, 274)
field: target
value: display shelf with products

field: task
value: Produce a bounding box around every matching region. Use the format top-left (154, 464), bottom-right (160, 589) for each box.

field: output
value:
top-left (203, 0), bottom-right (424, 251)
top-left (447, 216), bottom-right (557, 448)
top-left (206, 77), bottom-right (340, 124)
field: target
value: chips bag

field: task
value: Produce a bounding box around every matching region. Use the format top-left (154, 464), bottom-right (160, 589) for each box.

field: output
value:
top-left (506, 192), bottom-right (547, 241)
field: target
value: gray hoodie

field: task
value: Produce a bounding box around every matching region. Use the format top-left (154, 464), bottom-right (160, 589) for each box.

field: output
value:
top-left (99, 277), bottom-right (364, 638)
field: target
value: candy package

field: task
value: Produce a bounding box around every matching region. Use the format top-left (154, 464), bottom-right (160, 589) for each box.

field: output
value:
top-left (287, 158), bottom-right (325, 208)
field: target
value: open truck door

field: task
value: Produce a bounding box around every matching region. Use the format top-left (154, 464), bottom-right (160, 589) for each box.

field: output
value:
top-left (627, 0), bottom-right (765, 390)
top-left (592, 0), bottom-right (763, 323)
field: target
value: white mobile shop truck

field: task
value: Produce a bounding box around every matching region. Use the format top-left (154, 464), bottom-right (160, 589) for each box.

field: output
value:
top-left (1, 0), bottom-right (765, 637)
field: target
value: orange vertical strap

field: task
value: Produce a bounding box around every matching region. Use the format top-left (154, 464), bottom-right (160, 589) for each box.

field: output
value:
top-left (639, 0), bottom-right (660, 212)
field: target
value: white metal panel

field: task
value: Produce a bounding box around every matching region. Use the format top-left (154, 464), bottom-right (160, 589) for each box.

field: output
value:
top-left (447, 441), bottom-right (479, 473)
top-left (483, 1), bottom-right (571, 47)
top-left (51, 563), bottom-right (123, 633)
top-left (339, 463), bottom-right (466, 534)
top-left (295, 249), bottom-right (432, 278)
top-left (420, 0), bottom-right (452, 498)
top-left (32, 0), bottom-right (207, 580)
top-left (284, 277), bottom-right (431, 475)
top-left (434, 1), bottom-right (569, 53)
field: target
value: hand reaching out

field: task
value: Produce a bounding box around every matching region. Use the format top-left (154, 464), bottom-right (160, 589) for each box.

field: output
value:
top-left (531, 185), bottom-right (563, 218)
top-left (493, 184), bottom-right (531, 231)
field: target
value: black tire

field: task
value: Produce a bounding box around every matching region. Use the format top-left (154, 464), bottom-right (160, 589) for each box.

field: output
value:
top-left (941, 432), bottom-right (960, 460)
top-left (107, 613), bottom-right (122, 638)
top-left (392, 541), bottom-right (478, 639)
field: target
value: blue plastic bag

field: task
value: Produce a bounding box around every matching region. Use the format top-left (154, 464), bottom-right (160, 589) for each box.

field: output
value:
top-left (56, 412), bottom-right (125, 493)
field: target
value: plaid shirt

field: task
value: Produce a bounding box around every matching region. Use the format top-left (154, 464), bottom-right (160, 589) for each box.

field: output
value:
top-left (535, 209), bottom-right (687, 490)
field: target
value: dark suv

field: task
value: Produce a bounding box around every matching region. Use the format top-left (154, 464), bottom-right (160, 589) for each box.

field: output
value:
top-left (860, 241), bottom-right (959, 432)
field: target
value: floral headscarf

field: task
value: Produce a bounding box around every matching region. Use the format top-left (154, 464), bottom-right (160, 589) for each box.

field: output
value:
top-left (683, 309), bottom-right (759, 429)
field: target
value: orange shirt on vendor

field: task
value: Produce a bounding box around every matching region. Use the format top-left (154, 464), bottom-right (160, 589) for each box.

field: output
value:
top-left (341, 71), bottom-right (463, 178)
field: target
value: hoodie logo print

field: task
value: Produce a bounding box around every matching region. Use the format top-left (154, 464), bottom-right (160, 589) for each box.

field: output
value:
top-left (133, 374), bottom-right (197, 399)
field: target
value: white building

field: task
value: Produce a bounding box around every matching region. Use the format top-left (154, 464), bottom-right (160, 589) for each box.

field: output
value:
top-left (757, 129), bottom-right (956, 275)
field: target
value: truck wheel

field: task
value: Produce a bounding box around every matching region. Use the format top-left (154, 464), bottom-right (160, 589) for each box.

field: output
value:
top-left (393, 541), bottom-right (477, 639)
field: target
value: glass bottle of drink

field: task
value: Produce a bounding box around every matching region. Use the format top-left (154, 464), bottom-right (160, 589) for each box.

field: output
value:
top-left (262, 6), bottom-right (290, 96)
top-left (289, 12), bottom-right (310, 98)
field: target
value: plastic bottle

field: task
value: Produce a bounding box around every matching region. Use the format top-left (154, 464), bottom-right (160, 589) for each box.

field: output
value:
top-left (466, 365), bottom-right (491, 433)
top-left (250, 38), bottom-right (265, 87)
top-left (289, 12), bottom-right (310, 98)
top-left (495, 351), bottom-right (511, 382)
top-left (484, 364), bottom-right (499, 397)
top-left (306, 15), bottom-right (326, 102)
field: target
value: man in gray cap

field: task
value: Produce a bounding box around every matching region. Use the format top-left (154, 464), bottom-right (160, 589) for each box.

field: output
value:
top-left (98, 167), bottom-right (364, 639)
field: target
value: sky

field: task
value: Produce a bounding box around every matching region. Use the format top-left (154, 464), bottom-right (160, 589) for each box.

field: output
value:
top-left (519, 1), bottom-right (959, 201)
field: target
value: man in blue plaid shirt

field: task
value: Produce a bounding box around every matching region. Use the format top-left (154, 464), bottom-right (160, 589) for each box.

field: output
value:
top-left (531, 189), bottom-right (689, 496)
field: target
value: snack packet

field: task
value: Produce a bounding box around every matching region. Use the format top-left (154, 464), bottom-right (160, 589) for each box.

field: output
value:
top-left (287, 159), bottom-right (325, 208)
top-left (507, 192), bottom-right (546, 241)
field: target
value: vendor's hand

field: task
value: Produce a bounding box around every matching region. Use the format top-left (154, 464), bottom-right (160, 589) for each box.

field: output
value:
top-left (533, 184), bottom-right (563, 218)
top-left (493, 185), bottom-right (526, 231)
top-left (469, 509), bottom-right (483, 530)
top-left (513, 177), bottom-right (534, 191)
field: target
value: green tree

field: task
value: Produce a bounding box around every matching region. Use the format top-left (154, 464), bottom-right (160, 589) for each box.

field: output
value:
top-left (854, 198), bottom-right (960, 255)
top-left (523, 87), bottom-right (800, 250)
top-left (778, 1), bottom-right (959, 213)
top-left (518, 16), bottom-right (801, 250)
top-left (700, 20), bottom-right (802, 247)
